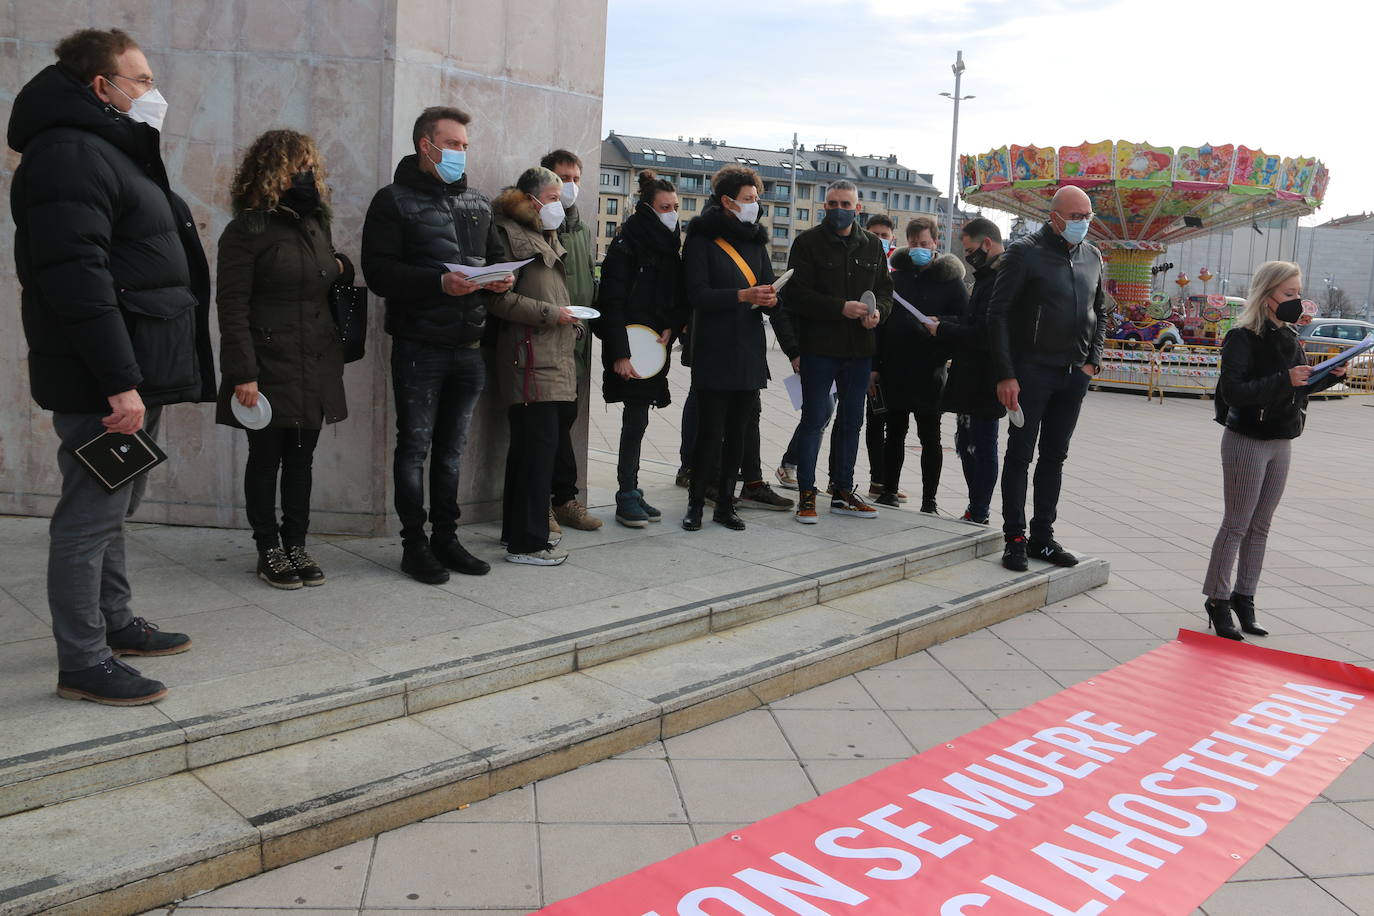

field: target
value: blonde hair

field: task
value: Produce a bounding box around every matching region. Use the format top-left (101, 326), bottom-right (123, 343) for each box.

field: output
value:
top-left (230, 129), bottom-right (329, 216)
top-left (1236, 260), bottom-right (1301, 334)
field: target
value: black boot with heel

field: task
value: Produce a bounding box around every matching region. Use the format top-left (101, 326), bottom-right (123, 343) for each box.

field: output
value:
top-left (1229, 592), bottom-right (1268, 637)
top-left (1203, 598), bottom-right (1244, 641)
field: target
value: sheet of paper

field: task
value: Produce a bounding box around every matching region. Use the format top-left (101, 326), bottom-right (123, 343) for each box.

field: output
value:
top-left (1307, 334), bottom-right (1374, 383)
top-left (443, 257), bottom-right (534, 278)
top-left (892, 291), bottom-right (936, 326)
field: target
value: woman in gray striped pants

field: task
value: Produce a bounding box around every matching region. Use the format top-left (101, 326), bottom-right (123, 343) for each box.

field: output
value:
top-left (1202, 261), bottom-right (1345, 640)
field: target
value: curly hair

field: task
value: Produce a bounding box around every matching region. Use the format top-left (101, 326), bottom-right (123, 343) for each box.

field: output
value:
top-left (710, 164), bottom-right (762, 202)
top-left (230, 129), bottom-right (329, 216)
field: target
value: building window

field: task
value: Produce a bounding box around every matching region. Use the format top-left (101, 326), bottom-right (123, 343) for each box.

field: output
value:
top-left (613, 174), bottom-right (621, 187)
top-left (881, 192), bottom-right (888, 205)
top-left (759, 205), bottom-right (769, 217)
top-left (799, 185), bottom-right (810, 200)
top-left (606, 198), bottom-right (618, 215)
top-left (773, 226), bottom-right (788, 239)
top-left (605, 221), bottom-right (617, 237)
top-left (797, 208), bottom-right (809, 221)
top-left (600, 173), bottom-right (610, 187)
top-left (684, 197), bottom-right (697, 211)
top-left (903, 194), bottom-right (911, 210)
top-left (776, 205), bottom-right (789, 218)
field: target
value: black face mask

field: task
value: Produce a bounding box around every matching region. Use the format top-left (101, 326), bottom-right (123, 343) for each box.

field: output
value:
top-left (1273, 297), bottom-right (1304, 324)
top-left (965, 247), bottom-right (989, 270)
top-left (280, 170), bottom-right (320, 215)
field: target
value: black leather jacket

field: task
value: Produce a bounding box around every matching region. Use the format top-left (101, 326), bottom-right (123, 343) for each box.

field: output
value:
top-left (361, 155), bottom-right (504, 347)
top-left (987, 225), bottom-right (1107, 380)
top-left (1215, 322), bottom-right (1339, 440)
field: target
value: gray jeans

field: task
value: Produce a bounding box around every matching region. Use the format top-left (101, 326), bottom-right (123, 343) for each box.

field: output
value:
top-left (49, 408), bottom-right (163, 671)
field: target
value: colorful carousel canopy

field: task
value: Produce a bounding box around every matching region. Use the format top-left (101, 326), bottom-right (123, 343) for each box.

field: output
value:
top-left (959, 141), bottom-right (1328, 247)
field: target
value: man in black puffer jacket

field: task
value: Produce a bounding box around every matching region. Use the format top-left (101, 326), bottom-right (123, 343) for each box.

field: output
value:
top-left (876, 216), bottom-right (968, 512)
top-left (987, 185), bottom-right (1108, 571)
top-left (362, 106), bottom-right (512, 585)
top-left (10, 29), bottom-right (214, 706)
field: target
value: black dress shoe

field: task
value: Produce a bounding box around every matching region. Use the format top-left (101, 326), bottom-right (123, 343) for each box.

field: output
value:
top-left (1002, 535), bottom-right (1029, 572)
top-left (401, 542), bottom-right (450, 584)
top-left (712, 508), bottom-right (746, 531)
top-left (1027, 537), bottom-right (1079, 567)
top-left (1230, 592), bottom-right (1268, 636)
top-left (432, 538), bottom-right (491, 576)
top-left (107, 617), bottom-right (192, 657)
top-left (57, 657), bottom-right (168, 706)
top-left (682, 506), bottom-right (703, 531)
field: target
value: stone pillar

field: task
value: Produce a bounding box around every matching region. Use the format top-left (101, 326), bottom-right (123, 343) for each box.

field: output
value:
top-left (0, 0), bottom-right (607, 535)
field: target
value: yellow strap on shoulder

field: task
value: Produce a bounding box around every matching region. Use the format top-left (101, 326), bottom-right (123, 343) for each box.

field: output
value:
top-left (713, 237), bottom-right (757, 289)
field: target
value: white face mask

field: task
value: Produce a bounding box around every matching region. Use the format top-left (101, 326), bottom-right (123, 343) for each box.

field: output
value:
top-left (109, 82), bottom-right (168, 133)
top-left (559, 181), bottom-right (579, 208)
top-left (535, 196), bottom-right (566, 230)
top-left (730, 198), bottom-right (760, 224)
top-left (657, 210), bottom-right (679, 231)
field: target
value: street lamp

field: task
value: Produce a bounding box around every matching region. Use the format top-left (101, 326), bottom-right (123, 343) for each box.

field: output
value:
top-left (940, 51), bottom-right (974, 254)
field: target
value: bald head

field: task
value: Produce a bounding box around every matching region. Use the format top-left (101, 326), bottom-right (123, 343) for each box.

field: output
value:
top-left (1049, 185), bottom-right (1093, 244)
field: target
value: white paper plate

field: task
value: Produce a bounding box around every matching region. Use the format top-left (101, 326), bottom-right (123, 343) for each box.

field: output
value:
top-left (1007, 406), bottom-right (1024, 428)
top-left (231, 392), bottom-right (272, 430)
top-left (626, 324), bottom-right (667, 379)
top-left (568, 306), bottom-right (600, 320)
top-left (860, 290), bottom-right (877, 317)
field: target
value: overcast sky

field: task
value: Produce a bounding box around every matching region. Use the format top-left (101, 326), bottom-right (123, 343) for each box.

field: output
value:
top-left (603, 0), bottom-right (1367, 228)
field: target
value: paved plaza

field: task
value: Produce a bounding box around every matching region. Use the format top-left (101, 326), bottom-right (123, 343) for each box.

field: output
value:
top-left (10, 343), bottom-right (1374, 916)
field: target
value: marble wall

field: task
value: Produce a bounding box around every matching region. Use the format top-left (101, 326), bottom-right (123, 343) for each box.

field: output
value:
top-left (0, 0), bottom-right (608, 535)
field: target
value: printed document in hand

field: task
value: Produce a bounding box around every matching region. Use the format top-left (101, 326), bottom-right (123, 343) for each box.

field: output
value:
top-left (1307, 335), bottom-right (1374, 384)
top-left (892, 291), bottom-right (936, 328)
top-left (443, 258), bottom-right (534, 284)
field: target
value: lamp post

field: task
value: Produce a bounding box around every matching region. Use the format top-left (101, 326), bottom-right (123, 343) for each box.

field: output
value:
top-left (940, 51), bottom-right (974, 254)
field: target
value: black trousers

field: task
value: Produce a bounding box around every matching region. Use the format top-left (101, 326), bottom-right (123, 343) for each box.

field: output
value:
top-left (688, 388), bottom-right (754, 510)
top-left (1001, 364), bottom-right (1091, 540)
top-left (502, 402), bottom-right (562, 554)
top-left (617, 401), bottom-right (652, 492)
top-left (865, 403), bottom-right (886, 486)
top-left (245, 426), bottom-right (323, 549)
top-left (552, 399), bottom-right (580, 506)
top-left (881, 408), bottom-right (942, 502)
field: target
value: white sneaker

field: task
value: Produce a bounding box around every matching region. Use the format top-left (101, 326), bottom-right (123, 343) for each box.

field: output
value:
top-left (506, 546), bottom-right (568, 566)
top-left (774, 465), bottom-right (799, 490)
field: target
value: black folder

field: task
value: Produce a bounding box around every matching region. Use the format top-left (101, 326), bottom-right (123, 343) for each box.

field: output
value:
top-left (71, 429), bottom-right (167, 493)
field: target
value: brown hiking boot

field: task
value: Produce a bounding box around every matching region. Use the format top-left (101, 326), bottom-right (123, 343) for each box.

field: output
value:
top-left (553, 499), bottom-right (602, 531)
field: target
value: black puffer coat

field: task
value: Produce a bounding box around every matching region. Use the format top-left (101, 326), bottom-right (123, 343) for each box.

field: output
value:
top-left (594, 202), bottom-right (686, 406)
top-left (1215, 322), bottom-right (1340, 440)
top-left (215, 207), bottom-right (349, 429)
top-left (878, 249), bottom-right (968, 408)
top-left (9, 64), bottom-right (215, 412)
top-left (681, 202), bottom-right (776, 391)
top-left (361, 154), bottom-right (504, 347)
top-left (941, 254), bottom-right (1008, 420)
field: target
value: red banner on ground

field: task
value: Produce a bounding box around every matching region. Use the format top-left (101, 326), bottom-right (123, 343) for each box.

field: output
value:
top-left (537, 631), bottom-right (1374, 916)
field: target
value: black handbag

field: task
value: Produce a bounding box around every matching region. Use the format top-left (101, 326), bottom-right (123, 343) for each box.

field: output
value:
top-left (329, 252), bottom-right (367, 363)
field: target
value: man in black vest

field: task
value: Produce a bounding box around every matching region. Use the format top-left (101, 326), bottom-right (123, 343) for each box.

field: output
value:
top-left (10, 29), bottom-right (215, 705)
top-left (987, 186), bottom-right (1107, 571)
top-left (363, 106), bottom-right (513, 585)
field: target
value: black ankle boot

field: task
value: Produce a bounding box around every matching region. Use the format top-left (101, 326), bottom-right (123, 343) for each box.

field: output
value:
top-left (1204, 598), bottom-right (1244, 641)
top-left (712, 507), bottom-right (746, 531)
top-left (1230, 592), bottom-right (1268, 636)
top-left (682, 505), bottom-right (703, 531)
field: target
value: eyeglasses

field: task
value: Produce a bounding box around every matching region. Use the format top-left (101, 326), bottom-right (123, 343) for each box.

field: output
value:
top-left (1057, 211), bottom-right (1094, 221)
top-left (104, 73), bottom-right (156, 90)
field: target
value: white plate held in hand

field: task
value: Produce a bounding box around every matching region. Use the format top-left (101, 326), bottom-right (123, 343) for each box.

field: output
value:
top-left (625, 325), bottom-right (667, 379)
top-left (231, 392), bottom-right (272, 430)
top-left (1007, 406), bottom-right (1024, 428)
top-left (568, 306), bottom-right (600, 320)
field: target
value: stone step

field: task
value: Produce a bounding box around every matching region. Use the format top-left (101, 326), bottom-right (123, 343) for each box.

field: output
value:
top-left (0, 524), bottom-right (1000, 821)
top-left (0, 552), bottom-right (1107, 916)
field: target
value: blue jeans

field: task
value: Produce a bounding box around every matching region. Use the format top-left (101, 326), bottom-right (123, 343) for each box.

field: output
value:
top-left (796, 355), bottom-right (870, 494)
top-left (955, 414), bottom-right (1000, 521)
top-left (781, 393), bottom-right (836, 469)
top-left (391, 339), bottom-right (485, 545)
top-left (1000, 364), bottom-right (1091, 540)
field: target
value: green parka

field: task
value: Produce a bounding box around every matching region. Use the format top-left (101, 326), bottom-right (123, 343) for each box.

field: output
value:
top-left (215, 206), bottom-right (348, 429)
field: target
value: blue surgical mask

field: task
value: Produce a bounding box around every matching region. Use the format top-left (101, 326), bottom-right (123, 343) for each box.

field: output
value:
top-left (824, 207), bottom-right (857, 232)
top-left (1059, 217), bottom-right (1090, 245)
top-left (880, 239), bottom-right (893, 255)
top-left (427, 144), bottom-right (466, 184)
top-left (910, 247), bottom-right (935, 268)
